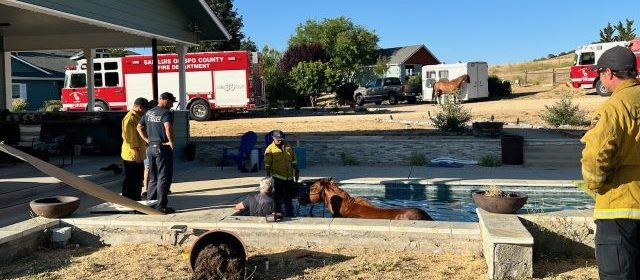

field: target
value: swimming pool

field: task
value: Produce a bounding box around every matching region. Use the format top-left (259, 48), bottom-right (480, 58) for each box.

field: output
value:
top-left (294, 184), bottom-right (594, 222)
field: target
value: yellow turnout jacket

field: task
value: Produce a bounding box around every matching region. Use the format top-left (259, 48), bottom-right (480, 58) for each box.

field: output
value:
top-left (581, 79), bottom-right (640, 220)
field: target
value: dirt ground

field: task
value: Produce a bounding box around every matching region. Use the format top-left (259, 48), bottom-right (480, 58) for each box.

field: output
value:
top-left (0, 243), bottom-right (599, 280)
top-left (190, 86), bottom-right (605, 138)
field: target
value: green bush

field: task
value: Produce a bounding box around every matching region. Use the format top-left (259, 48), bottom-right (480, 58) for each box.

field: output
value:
top-left (479, 154), bottom-right (501, 167)
top-left (408, 152), bottom-right (426, 166)
top-left (41, 100), bottom-right (62, 112)
top-left (340, 152), bottom-right (359, 166)
top-left (541, 94), bottom-right (587, 127)
top-left (488, 75), bottom-right (512, 98)
top-left (407, 76), bottom-right (422, 93)
top-left (430, 95), bottom-right (472, 132)
top-left (12, 98), bottom-right (27, 112)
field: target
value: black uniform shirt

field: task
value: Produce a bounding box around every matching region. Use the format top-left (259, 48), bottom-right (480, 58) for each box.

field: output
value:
top-left (139, 106), bottom-right (173, 144)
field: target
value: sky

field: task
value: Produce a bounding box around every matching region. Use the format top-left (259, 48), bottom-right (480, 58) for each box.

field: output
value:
top-left (236, 0), bottom-right (640, 65)
top-left (138, 1), bottom-right (640, 65)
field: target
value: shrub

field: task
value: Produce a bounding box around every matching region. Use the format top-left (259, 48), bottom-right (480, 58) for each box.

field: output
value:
top-left (541, 94), bottom-right (587, 127)
top-left (340, 152), bottom-right (359, 166)
top-left (488, 75), bottom-right (512, 98)
top-left (407, 76), bottom-right (422, 93)
top-left (479, 154), bottom-right (501, 167)
top-left (430, 95), bottom-right (472, 132)
top-left (12, 98), bottom-right (27, 112)
top-left (41, 100), bottom-right (62, 112)
top-left (408, 152), bottom-right (426, 166)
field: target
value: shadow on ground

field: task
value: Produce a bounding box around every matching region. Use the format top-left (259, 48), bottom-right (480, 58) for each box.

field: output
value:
top-left (0, 245), bottom-right (100, 279)
top-left (247, 249), bottom-right (353, 279)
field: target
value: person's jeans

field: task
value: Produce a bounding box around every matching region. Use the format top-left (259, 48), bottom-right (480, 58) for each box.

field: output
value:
top-left (273, 177), bottom-right (296, 217)
top-left (121, 160), bottom-right (143, 201)
top-left (146, 144), bottom-right (173, 209)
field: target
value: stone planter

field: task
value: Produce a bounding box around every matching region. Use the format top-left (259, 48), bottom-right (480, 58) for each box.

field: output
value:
top-left (472, 122), bottom-right (504, 138)
top-left (472, 191), bottom-right (527, 214)
top-left (29, 196), bottom-right (80, 218)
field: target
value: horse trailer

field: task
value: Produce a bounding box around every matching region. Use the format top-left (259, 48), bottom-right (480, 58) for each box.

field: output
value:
top-left (421, 62), bottom-right (489, 102)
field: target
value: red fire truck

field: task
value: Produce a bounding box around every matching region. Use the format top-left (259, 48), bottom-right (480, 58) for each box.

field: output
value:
top-left (61, 51), bottom-right (264, 121)
top-left (570, 39), bottom-right (640, 96)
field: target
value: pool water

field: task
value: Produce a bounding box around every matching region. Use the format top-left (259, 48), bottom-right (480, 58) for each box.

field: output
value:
top-left (293, 184), bottom-right (594, 222)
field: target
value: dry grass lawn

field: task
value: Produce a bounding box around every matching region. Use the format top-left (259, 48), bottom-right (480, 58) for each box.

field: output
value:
top-left (0, 244), bottom-right (599, 280)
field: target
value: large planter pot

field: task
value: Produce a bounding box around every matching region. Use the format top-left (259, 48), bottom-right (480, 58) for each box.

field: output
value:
top-left (29, 196), bottom-right (80, 218)
top-left (472, 191), bottom-right (528, 214)
top-left (190, 230), bottom-right (247, 272)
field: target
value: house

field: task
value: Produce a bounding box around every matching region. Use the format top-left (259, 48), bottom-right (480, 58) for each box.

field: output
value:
top-left (11, 51), bottom-right (76, 111)
top-left (378, 44), bottom-right (440, 81)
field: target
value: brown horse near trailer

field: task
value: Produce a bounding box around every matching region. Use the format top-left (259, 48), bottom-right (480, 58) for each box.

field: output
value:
top-left (432, 74), bottom-right (470, 103)
top-left (298, 178), bottom-right (432, 220)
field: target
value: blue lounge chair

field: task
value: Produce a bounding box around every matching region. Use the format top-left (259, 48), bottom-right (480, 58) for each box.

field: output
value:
top-left (221, 131), bottom-right (257, 171)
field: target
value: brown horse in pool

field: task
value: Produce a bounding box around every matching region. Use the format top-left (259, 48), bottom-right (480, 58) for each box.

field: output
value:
top-left (299, 178), bottom-right (432, 220)
top-left (432, 74), bottom-right (470, 103)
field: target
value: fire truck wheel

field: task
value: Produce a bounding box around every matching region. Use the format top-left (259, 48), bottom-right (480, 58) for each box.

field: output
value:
top-left (595, 80), bottom-right (610, 96)
top-left (92, 101), bottom-right (108, 111)
top-left (189, 99), bottom-right (212, 121)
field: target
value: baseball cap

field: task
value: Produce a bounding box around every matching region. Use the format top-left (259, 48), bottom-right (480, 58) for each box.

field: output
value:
top-left (589, 46), bottom-right (637, 72)
top-left (133, 97), bottom-right (149, 109)
top-left (272, 130), bottom-right (285, 140)
top-left (160, 92), bottom-right (176, 102)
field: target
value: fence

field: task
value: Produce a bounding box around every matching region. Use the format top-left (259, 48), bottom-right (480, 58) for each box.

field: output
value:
top-left (510, 68), bottom-right (570, 87)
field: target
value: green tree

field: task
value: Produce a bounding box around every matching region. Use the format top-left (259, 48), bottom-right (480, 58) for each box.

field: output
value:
top-left (261, 46), bottom-right (296, 104)
top-left (373, 56), bottom-right (390, 76)
top-left (614, 18), bottom-right (637, 41)
top-left (288, 17), bottom-right (379, 80)
top-left (289, 61), bottom-right (328, 107)
top-left (107, 48), bottom-right (128, 57)
top-left (240, 37), bottom-right (257, 52)
top-left (599, 22), bottom-right (615, 43)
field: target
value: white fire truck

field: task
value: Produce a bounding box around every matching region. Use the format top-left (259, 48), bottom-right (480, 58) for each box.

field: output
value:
top-left (570, 39), bottom-right (640, 96)
top-left (61, 51), bottom-right (264, 121)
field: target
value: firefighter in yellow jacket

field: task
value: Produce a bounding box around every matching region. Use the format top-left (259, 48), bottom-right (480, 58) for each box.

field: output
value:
top-left (264, 130), bottom-right (299, 217)
top-left (580, 46), bottom-right (640, 279)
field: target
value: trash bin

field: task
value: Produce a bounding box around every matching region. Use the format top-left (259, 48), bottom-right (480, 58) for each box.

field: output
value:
top-left (294, 147), bottom-right (306, 169)
top-left (501, 135), bottom-right (524, 165)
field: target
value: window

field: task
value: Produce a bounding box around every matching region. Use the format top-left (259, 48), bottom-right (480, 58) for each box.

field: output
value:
top-left (70, 74), bottom-right (87, 88)
top-left (405, 65), bottom-right (415, 76)
top-left (438, 70), bottom-right (449, 79)
top-left (385, 78), bottom-right (401, 86)
top-left (12, 83), bottom-right (27, 99)
top-left (94, 73), bottom-right (103, 87)
top-left (93, 63), bottom-right (102, 71)
top-left (579, 52), bottom-right (595, 65)
top-left (104, 62), bottom-right (118, 70)
top-left (366, 80), bottom-right (376, 87)
top-left (374, 79), bottom-right (382, 87)
top-left (425, 71), bottom-right (436, 79)
top-left (104, 72), bottom-right (119, 87)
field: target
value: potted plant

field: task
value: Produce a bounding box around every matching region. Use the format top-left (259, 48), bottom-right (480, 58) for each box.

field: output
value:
top-left (472, 184), bottom-right (528, 214)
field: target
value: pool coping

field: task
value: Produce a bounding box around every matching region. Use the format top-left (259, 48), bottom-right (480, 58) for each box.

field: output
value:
top-left (337, 178), bottom-right (576, 187)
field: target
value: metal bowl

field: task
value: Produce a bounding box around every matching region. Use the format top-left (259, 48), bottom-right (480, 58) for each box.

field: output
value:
top-left (29, 196), bottom-right (80, 218)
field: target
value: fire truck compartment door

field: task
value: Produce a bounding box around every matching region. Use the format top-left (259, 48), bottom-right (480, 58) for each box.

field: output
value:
top-left (125, 73), bottom-right (153, 109)
top-left (214, 70), bottom-right (249, 106)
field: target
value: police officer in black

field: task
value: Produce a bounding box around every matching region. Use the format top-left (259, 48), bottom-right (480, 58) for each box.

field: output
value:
top-left (137, 92), bottom-right (176, 214)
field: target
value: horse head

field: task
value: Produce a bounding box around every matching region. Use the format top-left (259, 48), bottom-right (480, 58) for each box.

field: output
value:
top-left (298, 177), bottom-right (332, 205)
top-left (463, 74), bottom-right (471, 84)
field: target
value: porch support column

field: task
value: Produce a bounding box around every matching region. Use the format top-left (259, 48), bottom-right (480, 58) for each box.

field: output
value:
top-left (84, 48), bottom-right (95, 111)
top-left (177, 45), bottom-right (187, 110)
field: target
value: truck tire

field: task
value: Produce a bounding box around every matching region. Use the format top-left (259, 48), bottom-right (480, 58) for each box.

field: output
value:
top-left (355, 94), bottom-right (365, 106)
top-left (407, 96), bottom-right (417, 104)
top-left (189, 99), bottom-right (212, 121)
top-left (91, 100), bottom-right (109, 111)
top-left (388, 93), bottom-right (398, 105)
top-left (595, 80), bottom-right (610, 96)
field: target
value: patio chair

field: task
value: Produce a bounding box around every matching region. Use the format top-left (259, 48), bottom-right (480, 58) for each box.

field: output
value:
top-left (221, 131), bottom-right (258, 171)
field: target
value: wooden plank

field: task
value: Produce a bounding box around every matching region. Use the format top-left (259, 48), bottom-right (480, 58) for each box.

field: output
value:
top-left (0, 143), bottom-right (162, 215)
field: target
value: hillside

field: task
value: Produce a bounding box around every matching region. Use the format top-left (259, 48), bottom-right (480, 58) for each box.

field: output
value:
top-left (489, 54), bottom-right (575, 86)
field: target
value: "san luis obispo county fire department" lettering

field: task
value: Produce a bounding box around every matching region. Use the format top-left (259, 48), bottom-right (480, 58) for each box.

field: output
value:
top-left (142, 56), bottom-right (224, 71)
